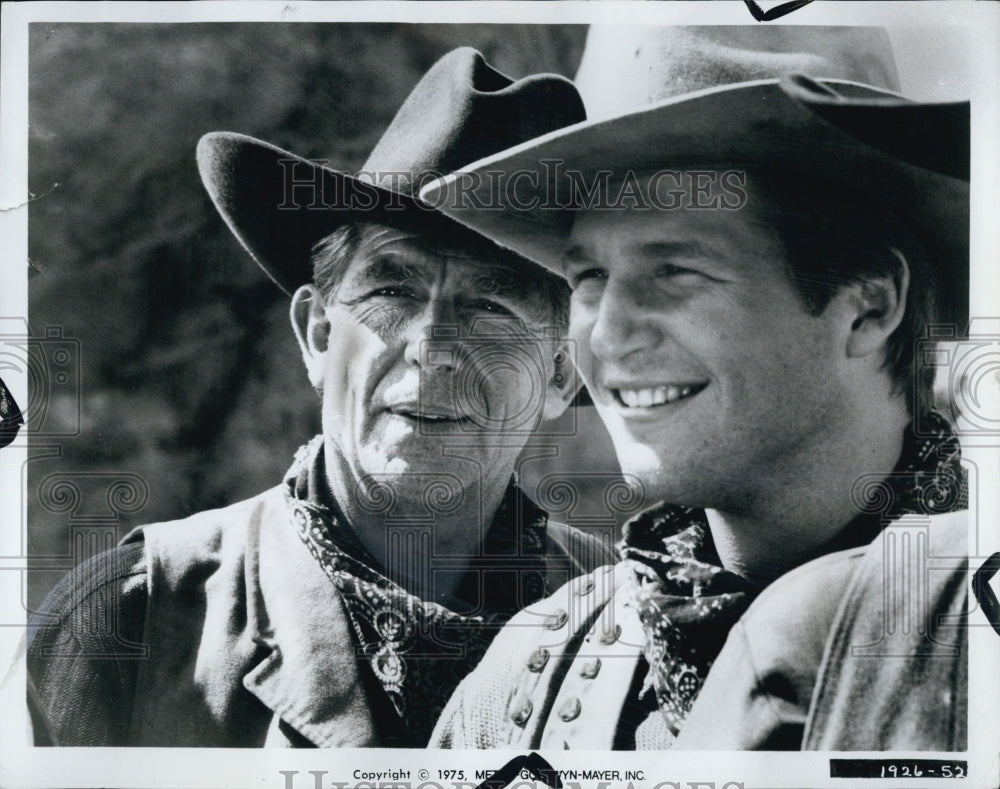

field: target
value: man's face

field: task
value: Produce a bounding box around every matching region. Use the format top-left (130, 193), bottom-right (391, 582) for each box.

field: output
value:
top-left (299, 226), bottom-right (567, 507)
top-left (564, 186), bottom-right (854, 510)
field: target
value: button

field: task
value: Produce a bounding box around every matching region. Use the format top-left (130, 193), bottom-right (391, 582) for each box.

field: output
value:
top-left (599, 624), bottom-right (622, 645)
top-left (508, 695), bottom-right (533, 727)
top-left (676, 668), bottom-right (700, 701)
top-left (544, 609), bottom-right (568, 630)
top-left (578, 658), bottom-right (601, 679)
top-left (557, 697), bottom-right (581, 722)
top-left (526, 648), bottom-right (550, 673)
top-left (574, 577), bottom-right (595, 596)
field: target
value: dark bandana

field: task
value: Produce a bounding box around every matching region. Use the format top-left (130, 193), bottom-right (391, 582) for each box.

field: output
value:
top-left (284, 437), bottom-right (550, 745)
top-left (620, 410), bottom-right (966, 739)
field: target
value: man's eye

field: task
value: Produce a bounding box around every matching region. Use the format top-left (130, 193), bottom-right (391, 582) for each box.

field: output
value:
top-left (370, 286), bottom-right (415, 299)
top-left (658, 264), bottom-right (695, 277)
top-left (656, 264), bottom-right (705, 282)
top-left (469, 299), bottom-right (514, 317)
top-left (569, 268), bottom-right (607, 289)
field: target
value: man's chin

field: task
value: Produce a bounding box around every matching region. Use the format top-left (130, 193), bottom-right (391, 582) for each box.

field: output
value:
top-left (379, 456), bottom-right (415, 477)
top-left (611, 438), bottom-right (668, 484)
top-left (365, 446), bottom-right (451, 476)
top-left (351, 451), bottom-right (472, 514)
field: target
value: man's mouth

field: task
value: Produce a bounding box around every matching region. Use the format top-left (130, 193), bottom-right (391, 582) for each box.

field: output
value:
top-left (386, 405), bottom-right (469, 425)
top-left (612, 382), bottom-right (708, 409)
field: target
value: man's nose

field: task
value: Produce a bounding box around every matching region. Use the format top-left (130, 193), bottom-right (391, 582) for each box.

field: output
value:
top-left (588, 277), bottom-right (662, 362)
top-left (402, 298), bottom-right (460, 370)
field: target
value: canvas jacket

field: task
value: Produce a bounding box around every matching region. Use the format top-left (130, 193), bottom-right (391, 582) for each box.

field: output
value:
top-left (27, 484), bottom-right (613, 747)
top-left (432, 510), bottom-right (968, 751)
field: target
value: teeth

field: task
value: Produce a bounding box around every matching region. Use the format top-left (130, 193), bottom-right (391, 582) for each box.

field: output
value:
top-left (617, 385), bottom-right (700, 408)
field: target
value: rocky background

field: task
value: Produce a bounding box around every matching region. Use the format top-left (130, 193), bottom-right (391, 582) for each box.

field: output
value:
top-left (26, 23), bottom-right (640, 608)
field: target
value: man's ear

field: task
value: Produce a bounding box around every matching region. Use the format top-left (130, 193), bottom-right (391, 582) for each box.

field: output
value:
top-left (541, 341), bottom-right (583, 421)
top-left (290, 284), bottom-right (330, 390)
top-left (845, 248), bottom-right (910, 359)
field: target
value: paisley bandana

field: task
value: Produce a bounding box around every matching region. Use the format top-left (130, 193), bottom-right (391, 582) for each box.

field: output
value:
top-left (284, 437), bottom-right (550, 745)
top-left (621, 410), bottom-right (966, 739)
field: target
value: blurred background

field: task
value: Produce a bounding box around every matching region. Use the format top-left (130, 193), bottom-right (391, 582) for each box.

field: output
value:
top-left (25, 23), bottom-right (639, 609)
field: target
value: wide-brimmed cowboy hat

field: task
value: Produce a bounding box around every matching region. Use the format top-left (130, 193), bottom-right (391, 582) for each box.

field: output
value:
top-left (196, 47), bottom-right (586, 295)
top-left (420, 27), bottom-right (969, 332)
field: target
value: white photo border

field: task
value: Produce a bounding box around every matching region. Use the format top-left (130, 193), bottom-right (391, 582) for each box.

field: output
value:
top-left (1, 2), bottom-right (998, 788)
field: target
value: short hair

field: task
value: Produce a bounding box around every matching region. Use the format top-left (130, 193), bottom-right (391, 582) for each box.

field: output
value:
top-left (310, 222), bottom-right (570, 331)
top-left (750, 171), bottom-right (937, 414)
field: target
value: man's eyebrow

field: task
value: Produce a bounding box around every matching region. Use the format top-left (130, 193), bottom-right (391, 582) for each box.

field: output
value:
top-left (636, 240), bottom-right (711, 260)
top-left (560, 240), bottom-right (710, 267)
top-left (358, 257), bottom-right (425, 283)
top-left (471, 266), bottom-right (534, 303)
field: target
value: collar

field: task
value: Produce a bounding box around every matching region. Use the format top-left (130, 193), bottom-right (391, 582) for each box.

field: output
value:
top-left (621, 409), bottom-right (967, 560)
top-left (241, 488), bottom-right (382, 747)
top-left (284, 436), bottom-right (551, 614)
top-left (282, 436), bottom-right (553, 744)
top-left (617, 409), bottom-right (967, 740)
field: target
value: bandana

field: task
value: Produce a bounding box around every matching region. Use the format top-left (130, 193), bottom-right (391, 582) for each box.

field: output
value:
top-left (284, 437), bottom-right (550, 745)
top-left (620, 410), bottom-right (966, 740)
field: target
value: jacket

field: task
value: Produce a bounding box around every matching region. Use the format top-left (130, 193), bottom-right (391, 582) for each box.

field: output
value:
top-left (431, 510), bottom-right (968, 750)
top-left (27, 484), bottom-right (614, 747)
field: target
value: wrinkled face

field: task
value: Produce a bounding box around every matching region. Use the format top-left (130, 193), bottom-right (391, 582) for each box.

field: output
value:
top-left (306, 227), bottom-right (565, 505)
top-left (564, 191), bottom-right (852, 510)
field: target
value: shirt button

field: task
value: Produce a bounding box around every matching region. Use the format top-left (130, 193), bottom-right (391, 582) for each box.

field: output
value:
top-left (544, 609), bottom-right (568, 630)
top-left (526, 648), bottom-right (550, 673)
top-left (578, 658), bottom-right (601, 679)
top-left (599, 624), bottom-right (622, 645)
top-left (508, 695), bottom-right (533, 727)
top-left (557, 697), bottom-right (582, 722)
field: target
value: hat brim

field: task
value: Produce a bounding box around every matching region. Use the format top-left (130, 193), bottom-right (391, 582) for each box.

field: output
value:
top-left (197, 132), bottom-right (480, 295)
top-left (421, 78), bottom-right (969, 333)
top-left (778, 74), bottom-right (969, 180)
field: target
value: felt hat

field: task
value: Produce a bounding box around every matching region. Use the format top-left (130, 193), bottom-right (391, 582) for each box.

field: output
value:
top-left (573, 25), bottom-right (901, 120)
top-left (420, 27), bottom-right (969, 332)
top-left (196, 47), bottom-right (587, 295)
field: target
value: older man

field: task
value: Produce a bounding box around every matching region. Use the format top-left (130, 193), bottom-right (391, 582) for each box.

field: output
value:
top-left (423, 28), bottom-right (970, 750)
top-left (26, 48), bottom-right (613, 747)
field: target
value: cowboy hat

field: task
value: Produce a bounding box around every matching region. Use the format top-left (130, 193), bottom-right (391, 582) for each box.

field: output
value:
top-left (573, 25), bottom-right (900, 120)
top-left (196, 47), bottom-right (586, 295)
top-left (419, 27), bottom-right (969, 333)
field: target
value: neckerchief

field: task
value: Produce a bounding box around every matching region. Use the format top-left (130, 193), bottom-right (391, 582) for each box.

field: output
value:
top-left (621, 410), bottom-right (966, 739)
top-left (284, 437), bottom-right (550, 745)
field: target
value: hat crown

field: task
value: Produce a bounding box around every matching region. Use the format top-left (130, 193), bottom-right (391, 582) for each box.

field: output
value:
top-left (196, 47), bottom-right (586, 294)
top-left (361, 47), bottom-right (585, 193)
top-left (576, 26), bottom-right (900, 120)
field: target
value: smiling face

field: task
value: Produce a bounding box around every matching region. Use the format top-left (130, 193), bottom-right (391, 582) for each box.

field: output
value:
top-left (293, 225), bottom-right (573, 509)
top-left (564, 187), bottom-right (857, 511)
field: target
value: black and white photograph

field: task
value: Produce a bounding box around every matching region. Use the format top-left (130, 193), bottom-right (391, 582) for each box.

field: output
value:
top-left (1, 2), bottom-right (998, 788)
